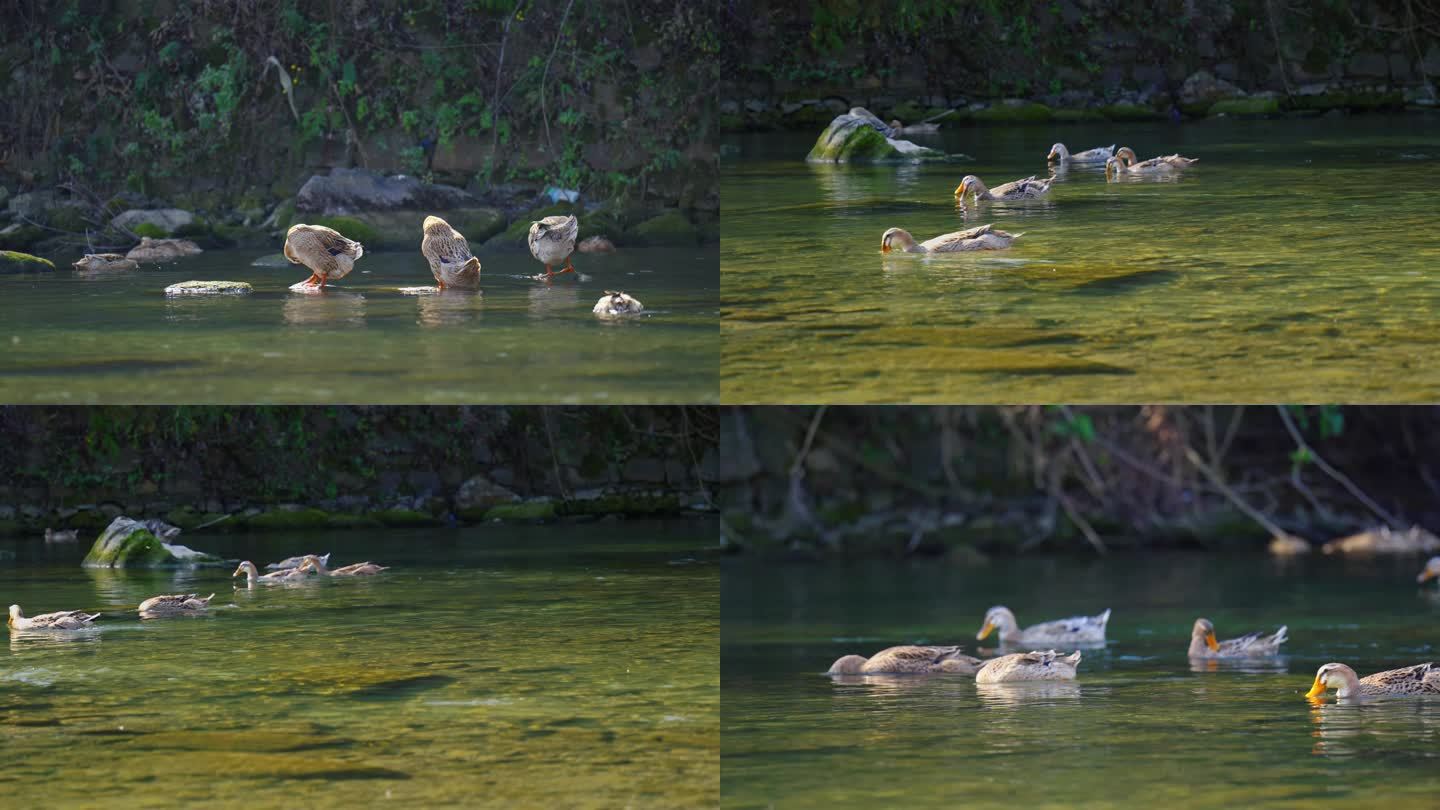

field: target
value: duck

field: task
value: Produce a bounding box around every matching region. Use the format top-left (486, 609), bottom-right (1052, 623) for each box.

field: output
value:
top-left (880, 224), bottom-right (1022, 253)
top-left (72, 253), bottom-right (138, 272)
top-left (125, 237), bottom-right (203, 262)
top-left (1268, 533), bottom-right (1311, 556)
top-left (8, 604), bottom-right (100, 630)
top-left (419, 215), bottom-right (481, 289)
top-left (827, 645), bottom-right (984, 675)
top-left (1321, 525), bottom-right (1440, 555)
top-left (284, 223), bottom-right (365, 289)
top-left (266, 553), bottom-right (330, 571)
top-left (1188, 618), bottom-right (1288, 659)
top-left (593, 290), bottom-right (644, 319)
top-left (954, 174), bottom-right (1052, 203)
top-left (1106, 147), bottom-right (1199, 178)
top-left (138, 593), bottom-right (214, 618)
top-left (1047, 143), bottom-right (1115, 163)
top-left (975, 650), bottom-right (1082, 683)
top-left (298, 554), bottom-right (388, 577)
top-left (232, 560), bottom-right (312, 585)
top-left (976, 605), bottom-right (1111, 645)
top-left (1418, 556), bottom-right (1440, 584)
top-left (1114, 146), bottom-right (1197, 169)
top-left (528, 215), bottom-right (579, 279)
top-left (1306, 662), bottom-right (1440, 700)
top-left (888, 119), bottom-right (941, 136)
top-left (43, 528), bottom-right (79, 544)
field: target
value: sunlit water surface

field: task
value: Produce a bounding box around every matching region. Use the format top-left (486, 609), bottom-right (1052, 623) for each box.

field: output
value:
top-left (1, 521), bottom-right (717, 807)
top-left (722, 553), bottom-right (1440, 808)
top-left (0, 246), bottom-right (718, 403)
top-left (721, 115), bottom-right (1440, 402)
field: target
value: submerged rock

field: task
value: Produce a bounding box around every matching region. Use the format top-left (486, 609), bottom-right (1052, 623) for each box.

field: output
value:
top-left (577, 235), bottom-right (616, 253)
top-left (110, 208), bottom-right (195, 235)
top-left (164, 280), bottom-right (253, 296)
top-left (0, 250), bottom-right (56, 273)
top-left (81, 517), bottom-right (221, 567)
top-left (806, 107), bottom-right (948, 163)
top-left (126, 237), bottom-right (203, 262)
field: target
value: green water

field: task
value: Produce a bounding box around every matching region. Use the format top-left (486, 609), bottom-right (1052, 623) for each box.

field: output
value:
top-left (1, 521), bottom-right (718, 808)
top-left (0, 246), bottom-right (718, 403)
top-left (721, 115), bottom-right (1440, 402)
top-left (722, 553), bottom-right (1440, 809)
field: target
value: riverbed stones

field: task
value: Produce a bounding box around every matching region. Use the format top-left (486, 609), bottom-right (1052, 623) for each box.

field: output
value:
top-left (0, 250), bottom-right (55, 273)
top-left (806, 108), bottom-right (947, 163)
top-left (127, 237), bottom-right (203, 262)
top-left (110, 208), bottom-right (195, 235)
top-left (163, 280), bottom-right (252, 295)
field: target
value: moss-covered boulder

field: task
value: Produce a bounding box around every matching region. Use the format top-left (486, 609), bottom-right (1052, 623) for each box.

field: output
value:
top-left (455, 474), bottom-right (520, 522)
top-left (0, 250), bottom-right (55, 274)
top-left (1209, 96), bottom-right (1281, 116)
top-left (163, 280), bottom-right (252, 296)
top-left (81, 517), bottom-right (222, 568)
top-left (806, 108), bottom-right (947, 163)
top-left (371, 508), bottom-right (444, 527)
top-left (483, 500), bottom-right (558, 522)
top-left (630, 211), bottom-right (699, 246)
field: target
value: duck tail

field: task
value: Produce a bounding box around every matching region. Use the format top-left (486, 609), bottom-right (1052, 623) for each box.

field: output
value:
top-left (1272, 625), bottom-right (1288, 646)
top-left (1098, 608), bottom-right (1112, 627)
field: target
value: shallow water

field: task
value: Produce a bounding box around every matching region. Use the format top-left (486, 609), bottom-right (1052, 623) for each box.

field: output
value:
top-left (1, 521), bottom-right (718, 807)
top-left (722, 553), bottom-right (1440, 808)
top-left (721, 115), bottom-right (1440, 402)
top-left (0, 246), bottom-right (718, 403)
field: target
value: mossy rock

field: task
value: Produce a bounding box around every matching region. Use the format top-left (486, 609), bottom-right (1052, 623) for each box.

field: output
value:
top-left (971, 102), bottom-right (1053, 124)
top-left (307, 215), bottom-right (379, 246)
top-left (483, 500), bottom-right (558, 522)
top-left (1100, 103), bottom-right (1164, 121)
top-left (81, 519), bottom-right (174, 567)
top-left (807, 121), bottom-right (894, 162)
top-left (887, 101), bottom-right (926, 123)
top-left (243, 508), bottom-right (332, 531)
top-left (1053, 108), bottom-right (1107, 123)
top-left (45, 206), bottom-right (89, 233)
top-left (1209, 97), bottom-right (1281, 116)
top-left (171, 220), bottom-right (237, 249)
top-left (371, 508), bottom-right (444, 527)
top-left (1291, 89), bottom-right (1404, 112)
top-left (132, 222), bottom-right (166, 239)
top-left (0, 250), bottom-right (56, 274)
top-left (163, 507), bottom-right (207, 531)
top-left (272, 198), bottom-right (297, 228)
top-left (0, 225), bottom-right (47, 251)
top-left (630, 211), bottom-right (699, 246)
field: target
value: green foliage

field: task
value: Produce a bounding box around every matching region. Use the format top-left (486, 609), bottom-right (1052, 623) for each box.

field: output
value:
top-left (132, 222), bottom-right (166, 239)
top-left (308, 216), bottom-right (379, 245)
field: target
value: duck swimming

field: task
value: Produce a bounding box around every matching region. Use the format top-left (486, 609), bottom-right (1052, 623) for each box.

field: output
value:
top-left (1187, 618), bottom-right (1288, 659)
top-left (420, 215), bottom-right (481, 289)
top-left (298, 554), bottom-right (388, 576)
top-left (1306, 662), bottom-right (1440, 699)
top-left (1418, 556), bottom-right (1440, 584)
top-left (8, 604), bottom-right (100, 630)
top-left (975, 650), bottom-right (1082, 683)
top-left (72, 254), bottom-right (137, 272)
top-left (528, 215), bottom-right (579, 280)
top-left (138, 593), bottom-right (214, 618)
top-left (592, 290), bottom-right (644, 319)
top-left (976, 605), bottom-right (1111, 645)
top-left (1047, 143), bottom-right (1115, 163)
top-left (954, 174), bottom-right (1052, 203)
top-left (827, 645), bottom-right (984, 675)
top-left (266, 553), bottom-right (331, 571)
top-left (233, 560), bottom-right (311, 585)
top-left (881, 224), bottom-right (1022, 253)
top-left (284, 223), bottom-right (365, 290)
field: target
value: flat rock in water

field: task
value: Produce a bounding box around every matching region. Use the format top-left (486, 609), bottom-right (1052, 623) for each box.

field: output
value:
top-left (164, 280), bottom-right (252, 296)
top-left (111, 208), bottom-right (194, 234)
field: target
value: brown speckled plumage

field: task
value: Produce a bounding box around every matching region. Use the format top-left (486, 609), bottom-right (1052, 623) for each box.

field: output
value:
top-left (881, 224), bottom-right (1022, 253)
top-left (528, 215), bottom-right (579, 277)
top-left (138, 593), bottom-right (214, 617)
top-left (593, 290), bottom-right (644, 318)
top-left (1188, 618), bottom-right (1288, 659)
top-left (828, 645), bottom-right (984, 675)
top-left (8, 604), bottom-right (101, 630)
top-left (975, 650), bottom-right (1082, 683)
top-left (1308, 662), bottom-right (1440, 699)
top-left (420, 215), bottom-right (481, 289)
top-left (284, 223), bottom-right (365, 288)
top-left (73, 253), bottom-right (137, 272)
top-left (955, 174), bottom-right (1052, 202)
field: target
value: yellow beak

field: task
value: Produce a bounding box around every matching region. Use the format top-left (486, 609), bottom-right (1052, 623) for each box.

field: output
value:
top-left (1047, 151), bottom-right (1058, 160)
top-left (976, 621), bottom-right (995, 641)
top-left (953, 184), bottom-right (966, 198)
top-left (1304, 677), bottom-right (1327, 698)
top-left (1420, 568), bottom-right (1437, 583)
top-left (881, 243), bottom-right (891, 253)
top-left (1205, 632), bottom-right (1219, 652)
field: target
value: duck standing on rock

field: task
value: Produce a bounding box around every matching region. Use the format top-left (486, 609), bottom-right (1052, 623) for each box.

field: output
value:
top-left (138, 593), bottom-right (214, 618)
top-left (420, 215), bottom-right (481, 289)
top-left (8, 604), bottom-right (100, 630)
top-left (284, 223), bottom-right (365, 290)
top-left (528, 215), bottom-right (579, 280)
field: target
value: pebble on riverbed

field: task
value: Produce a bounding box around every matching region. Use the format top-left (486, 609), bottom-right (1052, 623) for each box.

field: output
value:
top-left (163, 280), bottom-right (253, 295)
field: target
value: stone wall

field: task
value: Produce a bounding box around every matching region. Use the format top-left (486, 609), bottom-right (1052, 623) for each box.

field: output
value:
top-left (0, 406), bottom-right (718, 537)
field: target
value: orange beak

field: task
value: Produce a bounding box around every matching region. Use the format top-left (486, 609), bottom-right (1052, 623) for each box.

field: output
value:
top-left (954, 183), bottom-right (967, 198)
top-left (976, 621), bottom-right (995, 641)
top-left (1205, 631), bottom-right (1219, 652)
top-left (1420, 568), bottom-right (1437, 583)
top-left (1047, 150), bottom-right (1058, 161)
top-left (1305, 676), bottom-right (1327, 698)
top-left (881, 242), bottom-right (891, 253)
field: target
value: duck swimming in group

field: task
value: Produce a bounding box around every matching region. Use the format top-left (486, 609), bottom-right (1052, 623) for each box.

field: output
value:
top-left (298, 554), bottom-right (388, 576)
top-left (976, 605), bottom-right (1111, 645)
top-left (420, 215), bottom-right (482, 290)
top-left (954, 174), bottom-right (1052, 203)
top-left (881, 224), bottom-right (1022, 253)
top-left (8, 604), bottom-right (100, 630)
top-left (1105, 146), bottom-right (1199, 178)
top-left (528, 215), bottom-right (579, 280)
top-left (827, 645), bottom-right (984, 675)
top-left (1306, 662), bottom-right (1440, 700)
top-left (975, 650), bottom-right (1082, 683)
top-left (138, 593), bottom-right (214, 618)
top-left (266, 553), bottom-right (330, 571)
top-left (72, 254), bottom-right (137, 272)
top-left (284, 223), bottom-right (365, 290)
top-left (1418, 556), bottom-right (1440, 584)
top-left (1047, 143), bottom-right (1115, 164)
top-left (233, 560), bottom-right (312, 585)
top-left (1187, 618), bottom-right (1288, 659)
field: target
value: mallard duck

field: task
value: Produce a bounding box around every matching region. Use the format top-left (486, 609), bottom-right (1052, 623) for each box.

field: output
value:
top-left (827, 645), bottom-right (983, 675)
top-left (954, 174), bottom-right (1052, 203)
top-left (420, 215), bottom-right (481, 289)
top-left (1322, 525), bottom-right (1440, 555)
top-left (1047, 143), bottom-right (1115, 163)
top-left (976, 606), bottom-right (1111, 645)
top-left (1306, 662), bottom-right (1440, 699)
top-left (593, 290), bottom-right (644, 319)
top-left (8, 604), bottom-right (100, 630)
top-left (975, 650), bottom-right (1082, 683)
top-left (138, 593), bottom-right (214, 617)
top-left (44, 528), bottom-right (79, 544)
top-left (284, 223), bottom-right (365, 289)
top-left (233, 560), bottom-right (311, 585)
top-left (1114, 146), bottom-right (1197, 169)
top-left (72, 253), bottom-right (137, 272)
top-left (528, 215), bottom-right (579, 279)
top-left (1106, 147), bottom-right (1198, 178)
top-left (266, 553), bottom-right (330, 571)
top-left (889, 119), bottom-right (941, 136)
top-left (1418, 556), bottom-right (1440, 584)
top-left (298, 554), bottom-right (388, 577)
top-left (881, 224), bottom-right (1022, 253)
top-left (1269, 533), bottom-right (1311, 556)
top-left (1188, 618), bottom-right (1288, 659)
top-left (125, 237), bottom-right (203, 262)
